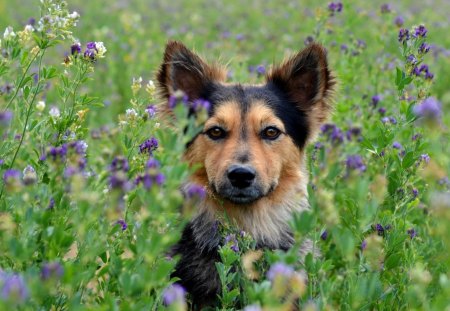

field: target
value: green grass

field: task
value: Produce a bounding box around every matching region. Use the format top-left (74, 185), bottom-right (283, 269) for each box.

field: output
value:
top-left (0, 0), bottom-right (449, 310)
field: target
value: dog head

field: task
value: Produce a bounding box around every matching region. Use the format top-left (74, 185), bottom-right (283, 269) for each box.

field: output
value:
top-left (157, 41), bottom-right (334, 207)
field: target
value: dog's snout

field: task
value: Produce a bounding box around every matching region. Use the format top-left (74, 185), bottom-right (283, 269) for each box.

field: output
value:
top-left (227, 165), bottom-right (256, 189)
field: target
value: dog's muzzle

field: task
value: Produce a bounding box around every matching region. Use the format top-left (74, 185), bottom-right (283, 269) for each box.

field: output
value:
top-left (216, 164), bottom-right (263, 204)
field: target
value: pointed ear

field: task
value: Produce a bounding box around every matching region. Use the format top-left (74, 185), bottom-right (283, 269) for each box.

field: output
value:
top-left (266, 43), bottom-right (335, 137)
top-left (157, 41), bottom-right (227, 101)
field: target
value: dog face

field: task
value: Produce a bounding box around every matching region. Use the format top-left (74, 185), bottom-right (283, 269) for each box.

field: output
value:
top-left (157, 41), bottom-right (334, 207)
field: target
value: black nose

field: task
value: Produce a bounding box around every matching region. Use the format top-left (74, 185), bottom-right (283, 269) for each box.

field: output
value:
top-left (227, 165), bottom-right (256, 189)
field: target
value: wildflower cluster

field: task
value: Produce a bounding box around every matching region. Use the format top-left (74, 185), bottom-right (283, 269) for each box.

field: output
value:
top-left (70, 41), bottom-right (107, 61)
top-left (135, 158), bottom-right (165, 189)
top-left (398, 24), bottom-right (434, 81)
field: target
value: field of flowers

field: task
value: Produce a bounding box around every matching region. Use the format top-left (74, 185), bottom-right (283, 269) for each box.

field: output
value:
top-left (0, 0), bottom-right (449, 310)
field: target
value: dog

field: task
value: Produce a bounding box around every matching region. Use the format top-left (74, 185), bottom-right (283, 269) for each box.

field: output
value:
top-left (156, 40), bottom-right (334, 308)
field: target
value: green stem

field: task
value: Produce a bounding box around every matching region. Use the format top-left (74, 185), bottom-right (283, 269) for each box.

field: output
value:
top-left (5, 51), bottom-right (40, 110)
top-left (0, 49), bottom-right (46, 201)
top-left (57, 63), bottom-right (89, 142)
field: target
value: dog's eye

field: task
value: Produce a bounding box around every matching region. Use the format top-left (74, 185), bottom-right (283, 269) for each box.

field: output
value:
top-left (261, 127), bottom-right (281, 140)
top-left (205, 126), bottom-right (227, 140)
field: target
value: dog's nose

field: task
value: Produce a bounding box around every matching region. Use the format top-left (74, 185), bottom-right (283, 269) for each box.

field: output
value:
top-left (227, 165), bottom-right (256, 189)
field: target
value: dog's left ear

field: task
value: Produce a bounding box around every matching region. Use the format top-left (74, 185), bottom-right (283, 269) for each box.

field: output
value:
top-left (157, 41), bottom-right (227, 101)
top-left (266, 43), bottom-right (335, 138)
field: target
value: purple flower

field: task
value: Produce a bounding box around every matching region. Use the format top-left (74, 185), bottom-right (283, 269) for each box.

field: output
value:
top-left (412, 134), bottom-right (421, 141)
top-left (356, 39), bottom-right (366, 49)
top-left (168, 92), bottom-right (189, 109)
top-left (321, 123), bottom-right (344, 144)
top-left (420, 154), bottom-right (430, 164)
top-left (412, 66), bottom-right (421, 76)
top-left (154, 173), bottom-right (165, 185)
top-left (185, 183), bottom-right (206, 200)
top-left (139, 137), bottom-right (158, 154)
top-left (413, 25), bottom-right (427, 38)
top-left (413, 97), bottom-right (442, 120)
top-left (48, 197), bottom-right (55, 209)
top-left (320, 230), bottom-right (328, 240)
top-left (412, 188), bottom-right (419, 198)
top-left (110, 173), bottom-right (132, 191)
top-left (86, 42), bottom-right (96, 50)
top-left (84, 48), bottom-right (95, 60)
top-left (162, 284), bottom-right (186, 306)
top-left (407, 228), bottom-right (417, 239)
top-left (145, 105), bottom-right (156, 118)
top-left (135, 171), bottom-right (165, 189)
top-left (3, 169), bottom-right (20, 185)
top-left (375, 224), bottom-right (385, 235)
top-left (394, 16), bottom-right (404, 27)
top-left (0, 111), bottom-right (13, 127)
top-left (340, 44), bottom-right (348, 53)
top-left (361, 240), bottom-right (367, 250)
top-left (256, 65), bottom-right (266, 75)
top-left (191, 99), bottom-right (211, 112)
top-left (418, 43), bottom-right (430, 54)
top-left (41, 262), bottom-right (64, 280)
top-left (346, 155), bottom-right (366, 172)
top-left (398, 28), bottom-right (410, 42)
top-left (0, 273), bottom-right (28, 302)
top-left (424, 71), bottom-right (434, 80)
top-left (380, 4), bottom-right (391, 13)
top-left (389, 117), bottom-right (397, 124)
top-left (392, 141), bottom-right (402, 149)
top-left (235, 33), bottom-right (245, 41)
top-left (378, 107), bottom-right (386, 115)
top-left (71, 43), bottom-right (81, 55)
top-left (267, 262), bottom-right (294, 281)
top-left (371, 95), bottom-right (381, 107)
top-left (115, 219), bottom-right (128, 231)
top-left (345, 127), bottom-right (362, 141)
top-left (110, 156), bottom-right (129, 172)
top-left (328, 2), bottom-right (343, 14)
top-left (407, 54), bottom-right (417, 64)
top-left (224, 234), bottom-right (239, 252)
top-left (146, 158), bottom-right (160, 169)
top-left (69, 140), bottom-right (88, 155)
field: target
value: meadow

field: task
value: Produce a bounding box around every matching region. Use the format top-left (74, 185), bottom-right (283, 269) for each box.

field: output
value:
top-left (0, 0), bottom-right (449, 310)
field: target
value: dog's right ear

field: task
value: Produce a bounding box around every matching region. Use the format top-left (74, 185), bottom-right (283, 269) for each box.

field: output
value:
top-left (157, 41), bottom-right (227, 101)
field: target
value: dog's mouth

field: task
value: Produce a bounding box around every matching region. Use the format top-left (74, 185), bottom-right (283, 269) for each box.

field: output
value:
top-left (211, 182), bottom-right (276, 205)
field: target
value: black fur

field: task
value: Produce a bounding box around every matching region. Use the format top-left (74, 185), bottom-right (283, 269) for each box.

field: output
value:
top-left (200, 83), bottom-right (310, 149)
top-left (171, 213), bottom-right (294, 309)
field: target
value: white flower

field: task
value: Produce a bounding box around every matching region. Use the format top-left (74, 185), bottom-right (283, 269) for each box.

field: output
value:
top-left (3, 27), bottom-right (16, 40)
top-left (125, 108), bottom-right (138, 121)
top-left (49, 106), bottom-right (61, 119)
top-left (132, 76), bottom-right (143, 85)
top-left (146, 80), bottom-right (156, 95)
top-left (36, 101), bottom-right (46, 112)
top-left (23, 165), bottom-right (37, 185)
top-left (24, 25), bottom-right (34, 33)
top-left (68, 11), bottom-right (80, 20)
top-left (131, 77), bottom-right (143, 93)
top-left (95, 41), bottom-right (107, 58)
